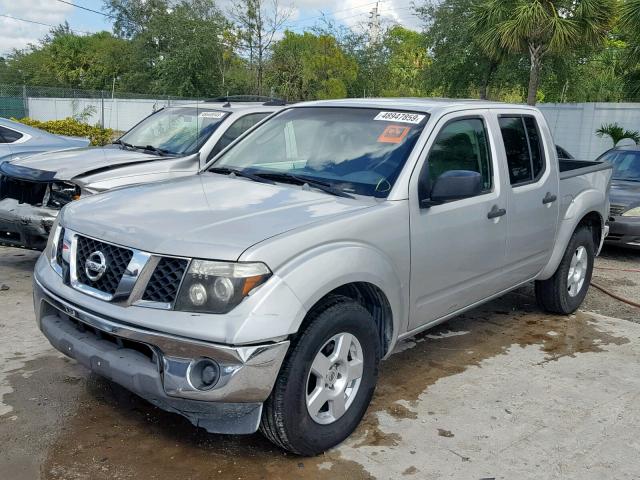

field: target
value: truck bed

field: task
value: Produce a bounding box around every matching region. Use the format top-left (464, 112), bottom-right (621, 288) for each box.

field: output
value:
top-left (558, 159), bottom-right (612, 180)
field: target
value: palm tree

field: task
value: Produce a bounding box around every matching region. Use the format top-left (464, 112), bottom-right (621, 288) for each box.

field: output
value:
top-left (471, 0), bottom-right (617, 105)
top-left (596, 123), bottom-right (640, 147)
top-left (620, 0), bottom-right (640, 63)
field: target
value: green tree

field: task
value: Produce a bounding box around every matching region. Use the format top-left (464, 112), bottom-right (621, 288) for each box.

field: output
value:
top-left (418, 0), bottom-right (509, 99)
top-left (229, 0), bottom-right (290, 95)
top-left (267, 31), bottom-right (357, 100)
top-left (471, 0), bottom-right (617, 105)
top-left (378, 26), bottom-right (429, 96)
top-left (106, 0), bottom-right (232, 96)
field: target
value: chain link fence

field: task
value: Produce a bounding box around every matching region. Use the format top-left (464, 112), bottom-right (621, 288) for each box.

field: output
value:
top-left (0, 84), bottom-right (203, 130)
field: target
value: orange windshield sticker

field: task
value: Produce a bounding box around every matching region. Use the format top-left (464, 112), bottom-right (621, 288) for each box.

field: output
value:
top-left (378, 125), bottom-right (411, 144)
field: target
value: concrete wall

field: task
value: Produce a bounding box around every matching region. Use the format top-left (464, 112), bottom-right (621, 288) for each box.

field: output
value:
top-left (27, 97), bottom-right (195, 132)
top-left (538, 103), bottom-right (640, 160)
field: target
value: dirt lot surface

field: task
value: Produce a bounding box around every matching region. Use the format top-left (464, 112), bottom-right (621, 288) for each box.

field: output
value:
top-left (1, 245), bottom-right (639, 480)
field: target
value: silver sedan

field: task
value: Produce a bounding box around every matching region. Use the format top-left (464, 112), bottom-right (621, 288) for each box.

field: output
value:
top-left (0, 117), bottom-right (89, 164)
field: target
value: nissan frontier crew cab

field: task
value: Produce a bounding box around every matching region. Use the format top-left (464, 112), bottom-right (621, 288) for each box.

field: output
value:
top-left (33, 99), bottom-right (612, 456)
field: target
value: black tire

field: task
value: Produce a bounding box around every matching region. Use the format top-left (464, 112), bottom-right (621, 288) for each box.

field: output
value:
top-left (260, 295), bottom-right (381, 456)
top-left (535, 226), bottom-right (595, 314)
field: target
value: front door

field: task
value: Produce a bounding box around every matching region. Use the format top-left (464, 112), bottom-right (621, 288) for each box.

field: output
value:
top-left (408, 111), bottom-right (509, 330)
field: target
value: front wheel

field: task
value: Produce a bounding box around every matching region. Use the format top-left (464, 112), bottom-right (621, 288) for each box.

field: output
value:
top-left (535, 226), bottom-right (595, 314)
top-left (260, 295), bottom-right (381, 456)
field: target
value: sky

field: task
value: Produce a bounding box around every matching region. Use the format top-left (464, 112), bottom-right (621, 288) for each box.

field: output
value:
top-left (0, 0), bottom-right (423, 56)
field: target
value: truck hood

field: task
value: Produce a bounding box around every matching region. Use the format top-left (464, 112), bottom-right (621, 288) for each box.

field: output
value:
top-left (609, 179), bottom-right (640, 209)
top-left (62, 173), bottom-right (373, 260)
top-left (9, 146), bottom-right (164, 180)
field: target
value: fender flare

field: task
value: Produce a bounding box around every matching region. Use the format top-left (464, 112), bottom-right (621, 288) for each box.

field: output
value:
top-left (538, 189), bottom-right (606, 280)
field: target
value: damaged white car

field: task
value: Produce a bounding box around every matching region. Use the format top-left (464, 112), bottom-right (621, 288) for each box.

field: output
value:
top-left (0, 99), bottom-right (281, 249)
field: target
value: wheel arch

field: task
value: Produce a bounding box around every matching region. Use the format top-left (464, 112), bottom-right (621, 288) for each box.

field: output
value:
top-left (300, 282), bottom-right (394, 358)
top-left (538, 209), bottom-right (604, 280)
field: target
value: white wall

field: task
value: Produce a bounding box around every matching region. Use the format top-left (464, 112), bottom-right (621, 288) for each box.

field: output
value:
top-left (27, 97), bottom-right (195, 131)
top-left (538, 103), bottom-right (640, 160)
top-left (26, 98), bottom-right (640, 158)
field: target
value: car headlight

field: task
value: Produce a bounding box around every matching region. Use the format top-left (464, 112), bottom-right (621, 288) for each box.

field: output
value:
top-left (44, 216), bottom-right (61, 261)
top-left (622, 206), bottom-right (640, 217)
top-left (174, 260), bottom-right (271, 314)
top-left (45, 182), bottom-right (81, 208)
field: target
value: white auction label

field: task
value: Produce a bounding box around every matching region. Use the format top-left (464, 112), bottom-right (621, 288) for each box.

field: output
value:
top-left (374, 111), bottom-right (426, 124)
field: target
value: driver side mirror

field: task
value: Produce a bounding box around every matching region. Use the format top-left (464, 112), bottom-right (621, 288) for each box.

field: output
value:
top-left (420, 170), bottom-right (482, 208)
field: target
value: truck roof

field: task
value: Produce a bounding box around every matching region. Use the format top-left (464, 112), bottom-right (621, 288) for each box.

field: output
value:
top-left (291, 97), bottom-right (538, 115)
top-left (172, 102), bottom-right (279, 114)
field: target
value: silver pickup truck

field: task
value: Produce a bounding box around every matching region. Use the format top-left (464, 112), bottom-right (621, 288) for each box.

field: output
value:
top-left (33, 99), bottom-right (612, 456)
top-left (0, 100), bottom-right (279, 249)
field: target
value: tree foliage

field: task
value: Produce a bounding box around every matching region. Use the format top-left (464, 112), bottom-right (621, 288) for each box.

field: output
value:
top-left (471, 0), bottom-right (617, 105)
top-left (596, 122), bottom-right (640, 147)
top-left (0, 0), bottom-right (639, 103)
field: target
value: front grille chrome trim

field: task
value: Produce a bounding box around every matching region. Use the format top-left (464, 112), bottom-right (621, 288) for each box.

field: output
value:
top-left (66, 228), bottom-right (151, 303)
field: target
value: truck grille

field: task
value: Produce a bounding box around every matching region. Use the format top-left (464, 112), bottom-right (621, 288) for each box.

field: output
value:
top-left (0, 175), bottom-right (48, 205)
top-left (142, 257), bottom-right (188, 304)
top-left (75, 235), bottom-right (133, 295)
top-left (609, 204), bottom-right (626, 217)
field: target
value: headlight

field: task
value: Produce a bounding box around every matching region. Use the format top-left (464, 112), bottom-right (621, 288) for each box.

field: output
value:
top-left (622, 206), bottom-right (640, 217)
top-left (174, 260), bottom-right (271, 314)
top-left (45, 182), bottom-right (81, 208)
top-left (44, 216), bottom-right (61, 261)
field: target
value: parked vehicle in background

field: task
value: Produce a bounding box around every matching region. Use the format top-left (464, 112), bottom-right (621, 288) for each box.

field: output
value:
top-left (0, 99), bottom-right (282, 249)
top-left (34, 99), bottom-right (611, 456)
top-left (0, 117), bottom-right (89, 164)
top-left (556, 145), bottom-right (574, 159)
top-left (597, 145), bottom-right (640, 249)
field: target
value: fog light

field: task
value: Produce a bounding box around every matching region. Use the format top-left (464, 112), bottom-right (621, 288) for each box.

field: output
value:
top-left (189, 358), bottom-right (220, 390)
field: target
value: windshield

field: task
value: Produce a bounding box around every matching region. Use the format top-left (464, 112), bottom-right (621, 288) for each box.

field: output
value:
top-left (599, 150), bottom-right (640, 181)
top-left (119, 107), bottom-right (229, 155)
top-left (209, 107), bottom-right (428, 197)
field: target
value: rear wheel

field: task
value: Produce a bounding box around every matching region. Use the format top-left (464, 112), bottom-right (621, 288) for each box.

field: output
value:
top-left (260, 295), bottom-right (380, 456)
top-left (535, 226), bottom-right (595, 314)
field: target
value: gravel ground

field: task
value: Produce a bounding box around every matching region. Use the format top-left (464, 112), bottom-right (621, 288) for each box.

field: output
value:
top-left (0, 245), bottom-right (638, 480)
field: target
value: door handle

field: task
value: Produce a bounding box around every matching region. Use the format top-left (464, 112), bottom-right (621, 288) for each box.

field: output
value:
top-left (487, 205), bottom-right (507, 219)
top-left (542, 192), bottom-right (557, 204)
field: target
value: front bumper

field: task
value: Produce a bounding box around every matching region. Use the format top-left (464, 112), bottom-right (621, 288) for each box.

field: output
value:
top-left (606, 216), bottom-right (640, 249)
top-left (0, 198), bottom-right (57, 249)
top-left (33, 278), bottom-right (290, 434)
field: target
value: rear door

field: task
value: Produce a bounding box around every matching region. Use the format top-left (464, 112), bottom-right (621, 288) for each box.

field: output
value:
top-left (495, 111), bottom-right (560, 284)
top-left (408, 110), bottom-right (509, 330)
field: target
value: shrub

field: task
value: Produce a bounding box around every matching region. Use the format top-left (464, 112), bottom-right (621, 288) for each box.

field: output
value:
top-left (12, 117), bottom-right (115, 146)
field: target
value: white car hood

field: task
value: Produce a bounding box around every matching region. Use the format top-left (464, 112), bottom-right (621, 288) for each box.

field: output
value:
top-left (10, 146), bottom-right (163, 180)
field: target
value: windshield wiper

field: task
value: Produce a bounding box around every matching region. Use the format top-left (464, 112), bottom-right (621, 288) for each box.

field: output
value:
top-left (133, 144), bottom-right (172, 156)
top-left (209, 167), bottom-right (276, 185)
top-left (255, 172), bottom-right (355, 199)
top-left (113, 139), bottom-right (135, 150)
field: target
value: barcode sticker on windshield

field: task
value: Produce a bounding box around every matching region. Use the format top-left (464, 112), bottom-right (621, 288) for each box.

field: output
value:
top-left (199, 111), bottom-right (226, 119)
top-left (374, 111), bottom-right (425, 124)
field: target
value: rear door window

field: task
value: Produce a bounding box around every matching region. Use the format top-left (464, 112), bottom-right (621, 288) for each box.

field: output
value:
top-left (0, 126), bottom-right (23, 143)
top-left (498, 116), bottom-right (546, 186)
